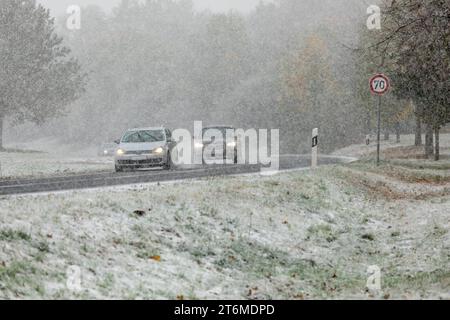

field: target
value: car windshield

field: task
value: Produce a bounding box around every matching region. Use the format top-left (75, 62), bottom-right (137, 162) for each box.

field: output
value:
top-left (202, 127), bottom-right (234, 139)
top-left (121, 130), bottom-right (165, 143)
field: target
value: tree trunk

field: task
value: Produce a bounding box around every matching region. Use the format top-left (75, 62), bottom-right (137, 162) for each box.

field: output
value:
top-left (425, 123), bottom-right (434, 158)
top-left (415, 115), bottom-right (422, 146)
top-left (434, 127), bottom-right (440, 161)
top-left (0, 115), bottom-right (3, 151)
top-left (366, 111), bottom-right (371, 135)
top-left (395, 122), bottom-right (401, 143)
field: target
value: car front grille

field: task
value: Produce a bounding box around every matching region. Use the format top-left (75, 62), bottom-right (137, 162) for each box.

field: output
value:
top-left (118, 158), bottom-right (164, 166)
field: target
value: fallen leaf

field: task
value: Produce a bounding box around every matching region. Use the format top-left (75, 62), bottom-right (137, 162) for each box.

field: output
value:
top-left (294, 293), bottom-right (305, 300)
top-left (150, 255), bottom-right (161, 262)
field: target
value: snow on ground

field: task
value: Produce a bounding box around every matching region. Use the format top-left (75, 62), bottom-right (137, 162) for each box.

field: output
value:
top-left (0, 161), bottom-right (448, 299)
top-left (333, 133), bottom-right (450, 159)
top-left (0, 138), bottom-right (113, 179)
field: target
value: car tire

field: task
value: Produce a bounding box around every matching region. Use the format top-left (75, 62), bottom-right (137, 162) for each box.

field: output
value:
top-left (115, 165), bottom-right (123, 173)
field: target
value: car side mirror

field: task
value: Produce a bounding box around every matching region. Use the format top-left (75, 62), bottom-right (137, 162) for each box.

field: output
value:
top-left (114, 139), bottom-right (120, 144)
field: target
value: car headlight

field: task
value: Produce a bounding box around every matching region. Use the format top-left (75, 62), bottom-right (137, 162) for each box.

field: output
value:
top-left (153, 147), bottom-right (164, 154)
top-left (227, 141), bottom-right (237, 148)
top-left (116, 149), bottom-right (125, 155)
top-left (194, 142), bottom-right (204, 149)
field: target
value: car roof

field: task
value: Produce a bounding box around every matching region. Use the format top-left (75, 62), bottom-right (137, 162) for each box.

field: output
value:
top-left (127, 127), bottom-right (166, 131)
top-left (203, 125), bottom-right (235, 129)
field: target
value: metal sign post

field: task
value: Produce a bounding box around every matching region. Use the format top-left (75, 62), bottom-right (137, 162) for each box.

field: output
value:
top-left (369, 74), bottom-right (390, 166)
top-left (377, 95), bottom-right (381, 166)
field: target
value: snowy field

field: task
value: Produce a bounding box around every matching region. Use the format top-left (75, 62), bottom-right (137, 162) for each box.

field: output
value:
top-left (333, 133), bottom-right (450, 159)
top-left (0, 161), bottom-right (448, 299)
top-left (0, 139), bottom-right (113, 179)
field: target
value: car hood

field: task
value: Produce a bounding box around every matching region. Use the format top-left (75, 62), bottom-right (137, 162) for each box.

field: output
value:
top-left (119, 142), bottom-right (165, 152)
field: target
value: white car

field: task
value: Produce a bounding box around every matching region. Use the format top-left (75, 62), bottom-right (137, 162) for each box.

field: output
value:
top-left (114, 127), bottom-right (174, 172)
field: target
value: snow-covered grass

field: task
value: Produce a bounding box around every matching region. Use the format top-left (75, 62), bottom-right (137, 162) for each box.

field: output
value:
top-left (0, 161), bottom-right (448, 299)
top-left (0, 150), bottom-right (112, 179)
top-left (0, 139), bottom-right (113, 179)
top-left (333, 133), bottom-right (450, 159)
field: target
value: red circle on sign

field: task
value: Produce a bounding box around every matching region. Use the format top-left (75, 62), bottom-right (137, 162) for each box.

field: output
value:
top-left (369, 74), bottom-right (390, 95)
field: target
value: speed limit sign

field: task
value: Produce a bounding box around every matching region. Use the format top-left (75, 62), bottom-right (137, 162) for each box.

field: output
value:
top-left (370, 74), bottom-right (390, 95)
top-left (369, 73), bottom-right (390, 167)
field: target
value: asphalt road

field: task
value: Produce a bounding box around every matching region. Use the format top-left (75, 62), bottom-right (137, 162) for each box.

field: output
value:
top-left (0, 155), bottom-right (354, 196)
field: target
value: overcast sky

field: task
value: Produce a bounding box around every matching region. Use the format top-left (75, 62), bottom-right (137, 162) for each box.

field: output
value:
top-left (39, 0), bottom-right (271, 15)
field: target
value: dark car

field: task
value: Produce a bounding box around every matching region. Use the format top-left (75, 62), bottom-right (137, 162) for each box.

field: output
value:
top-left (195, 125), bottom-right (238, 164)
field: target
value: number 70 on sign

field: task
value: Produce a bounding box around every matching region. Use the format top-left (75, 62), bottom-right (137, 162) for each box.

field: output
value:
top-left (369, 74), bottom-right (390, 95)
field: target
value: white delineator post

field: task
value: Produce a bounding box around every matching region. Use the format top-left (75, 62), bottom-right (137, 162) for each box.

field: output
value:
top-left (311, 128), bottom-right (318, 169)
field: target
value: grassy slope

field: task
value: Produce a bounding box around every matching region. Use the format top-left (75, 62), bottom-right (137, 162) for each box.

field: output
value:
top-left (0, 160), bottom-right (449, 300)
